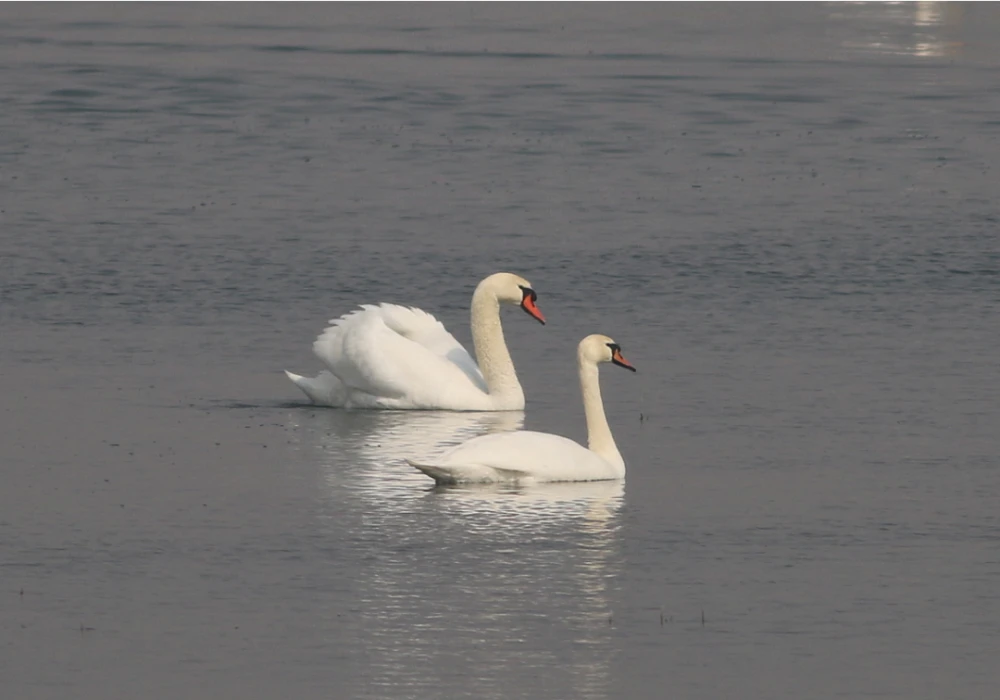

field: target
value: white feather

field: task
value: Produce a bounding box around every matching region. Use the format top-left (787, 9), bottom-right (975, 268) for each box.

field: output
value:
top-left (284, 273), bottom-right (542, 410)
top-left (408, 334), bottom-right (636, 484)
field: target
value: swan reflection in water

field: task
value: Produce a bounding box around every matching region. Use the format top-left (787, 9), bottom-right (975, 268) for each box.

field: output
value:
top-left (287, 409), bottom-right (626, 699)
top-left (287, 409), bottom-right (525, 495)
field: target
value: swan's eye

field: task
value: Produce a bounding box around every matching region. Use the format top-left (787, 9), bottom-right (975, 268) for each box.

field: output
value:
top-left (607, 342), bottom-right (636, 372)
top-left (518, 285), bottom-right (537, 302)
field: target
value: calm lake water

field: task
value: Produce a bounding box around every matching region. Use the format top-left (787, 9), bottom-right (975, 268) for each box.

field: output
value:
top-left (3, 3), bottom-right (1000, 699)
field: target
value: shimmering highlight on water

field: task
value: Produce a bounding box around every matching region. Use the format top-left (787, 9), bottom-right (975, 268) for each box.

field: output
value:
top-left (3, 4), bottom-right (1000, 700)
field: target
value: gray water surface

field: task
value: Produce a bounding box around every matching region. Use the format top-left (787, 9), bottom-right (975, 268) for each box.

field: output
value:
top-left (2, 4), bottom-right (1000, 699)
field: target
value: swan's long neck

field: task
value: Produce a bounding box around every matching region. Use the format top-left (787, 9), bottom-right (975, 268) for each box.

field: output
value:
top-left (470, 286), bottom-right (524, 407)
top-left (579, 354), bottom-right (625, 476)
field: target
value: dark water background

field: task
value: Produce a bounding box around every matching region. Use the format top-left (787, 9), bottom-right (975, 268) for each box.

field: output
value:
top-left (2, 4), bottom-right (999, 698)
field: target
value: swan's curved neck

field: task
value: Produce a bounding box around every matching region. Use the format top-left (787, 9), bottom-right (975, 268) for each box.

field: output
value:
top-left (579, 355), bottom-right (625, 476)
top-left (470, 286), bottom-right (524, 406)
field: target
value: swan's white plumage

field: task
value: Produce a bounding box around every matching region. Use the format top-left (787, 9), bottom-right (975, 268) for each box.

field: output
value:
top-left (285, 273), bottom-right (541, 411)
top-left (407, 431), bottom-right (619, 485)
top-left (313, 303), bottom-right (488, 408)
top-left (283, 370), bottom-right (345, 406)
top-left (408, 334), bottom-right (636, 484)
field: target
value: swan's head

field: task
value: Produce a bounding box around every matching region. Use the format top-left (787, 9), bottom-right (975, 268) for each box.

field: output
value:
top-left (579, 334), bottom-right (637, 372)
top-left (478, 272), bottom-right (546, 325)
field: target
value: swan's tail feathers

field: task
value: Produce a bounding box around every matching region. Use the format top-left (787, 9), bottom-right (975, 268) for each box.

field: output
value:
top-left (284, 370), bottom-right (347, 407)
top-left (406, 459), bottom-right (459, 485)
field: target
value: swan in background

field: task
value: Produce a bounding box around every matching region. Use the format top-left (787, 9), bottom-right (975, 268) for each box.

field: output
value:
top-left (408, 334), bottom-right (636, 484)
top-left (284, 272), bottom-right (546, 410)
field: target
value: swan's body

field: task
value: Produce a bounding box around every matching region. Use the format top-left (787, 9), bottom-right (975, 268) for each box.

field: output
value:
top-left (408, 334), bottom-right (636, 484)
top-left (284, 273), bottom-right (545, 410)
top-left (409, 431), bottom-right (621, 484)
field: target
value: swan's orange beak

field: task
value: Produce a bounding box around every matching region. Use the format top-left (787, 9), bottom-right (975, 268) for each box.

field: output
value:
top-left (611, 348), bottom-right (637, 372)
top-left (520, 288), bottom-right (546, 325)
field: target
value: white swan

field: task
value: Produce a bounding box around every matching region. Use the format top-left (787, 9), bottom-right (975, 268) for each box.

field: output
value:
top-left (284, 272), bottom-right (546, 410)
top-left (407, 334), bottom-right (636, 484)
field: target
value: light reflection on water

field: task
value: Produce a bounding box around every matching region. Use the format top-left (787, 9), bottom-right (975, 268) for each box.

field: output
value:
top-left (6, 2), bottom-right (1000, 697)
top-left (359, 481), bottom-right (623, 700)
top-left (288, 408), bottom-right (625, 699)
top-left (298, 409), bottom-right (525, 492)
top-left (830, 1), bottom-right (965, 58)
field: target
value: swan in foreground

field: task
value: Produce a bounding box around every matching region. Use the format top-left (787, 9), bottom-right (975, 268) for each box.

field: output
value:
top-left (407, 334), bottom-right (636, 484)
top-left (284, 272), bottom-right (546, 410)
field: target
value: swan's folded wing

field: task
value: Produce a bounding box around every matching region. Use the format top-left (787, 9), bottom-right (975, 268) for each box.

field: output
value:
top-left (425, 431), bottom-right (610, 482)
top-left (314, 303), bottom-right (487, 404)
top-left (374, 305), bottom-right (485, 388)
top-left (406, 458), bottom-right (531, 485)
top-left (489, 466), bottom-right (534, 480)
